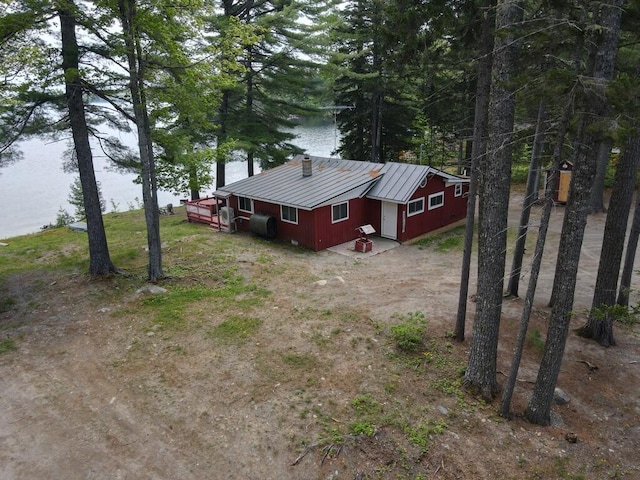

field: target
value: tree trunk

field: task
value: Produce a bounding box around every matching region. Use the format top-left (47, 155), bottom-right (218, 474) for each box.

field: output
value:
top-left (500, 94), bottom-right (573, 417)
top-left (118, 0), bottom-right (163, 282)
top-left (246, 46), bottom-right (255, 178)
top-left (216, 89), bottom-right (230, 188)
top-left (370, 88), bottom-right (382, 163)
top-left (524, 148), bottom-right (595, 424)
top-left (506, 99), bottom-right (547, 297)
top-left (463, 0), bottom-right (522, 399)
top-left (589, 140), bottom-right (613, 213)
top-left (59, 4), bottom-right (116, 277)
top-left (455, 0), bottom-right (495, 342)
top-left (617, 177), bottom-right (640, 307)
top-left (526, 0), bottom-right (623, 425)
top-left (579, 134), bottom-right (640, 345)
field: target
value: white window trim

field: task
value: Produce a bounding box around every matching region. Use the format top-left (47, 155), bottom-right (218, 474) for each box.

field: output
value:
top-left (407, 197), bottom-right (425, 217)
top-left (281, 205), bottom-right (298, 224)
top-left (238, 196), bottom-right (254, 213)
top-left (331, 201), bottom-right (349, 224)
top-left (454, 184), bottom-right (462, 197)
top-left (428, 192), bottom-right (445, 210)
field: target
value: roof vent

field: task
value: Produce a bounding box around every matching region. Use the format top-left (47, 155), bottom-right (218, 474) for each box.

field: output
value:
top-left (302, 155), bottom-right (312, 177)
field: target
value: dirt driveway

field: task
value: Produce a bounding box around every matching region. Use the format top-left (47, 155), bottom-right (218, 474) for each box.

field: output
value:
top-left (1, 193), bottom-right (638, 479)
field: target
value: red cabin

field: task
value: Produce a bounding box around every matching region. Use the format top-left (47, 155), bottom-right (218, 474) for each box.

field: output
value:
top-left (187, 155), bottom-right (469, 251)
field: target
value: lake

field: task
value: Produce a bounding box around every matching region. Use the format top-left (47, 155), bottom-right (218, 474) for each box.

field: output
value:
top-left (0, 121), bottom-right (339, 239)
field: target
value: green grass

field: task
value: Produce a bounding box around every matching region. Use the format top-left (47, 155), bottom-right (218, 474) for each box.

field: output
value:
top-left (140, 286), bottom-right (217, 329)
top-left (403, 420), bottom-right (447, 454)
top-left (0, 338), bottom-right (17, 355)
top-left (412, 225), bottom-right (466, 252)
top-left (0, 296), bottom-right (16, 314)
top-left (208, 315), bottom-right (263, 344)
top-left (527, 328), bottom-right (546, 352)
top-left (281, 352), bottom-right (318, 369)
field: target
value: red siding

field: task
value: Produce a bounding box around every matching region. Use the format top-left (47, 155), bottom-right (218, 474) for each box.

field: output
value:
top-left (397, 177), bottom-right (468, 242)
top-left (229, 177), bottom-right (468, 250)
top-left (232, 198), bottom-right (371, 251)
top-left (311, 197), bottom-right (371, 250)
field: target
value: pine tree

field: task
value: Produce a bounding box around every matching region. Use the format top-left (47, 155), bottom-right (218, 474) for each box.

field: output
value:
top-left (463, 0), bottom-right (523, 399)
top-left (526, 0), bottom-right (624, 425)
top-left (1, 0), bottom-right (117, 276)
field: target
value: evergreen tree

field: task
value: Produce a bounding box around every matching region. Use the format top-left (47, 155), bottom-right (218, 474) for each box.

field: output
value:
top-left (1, 0), bottom-right (117, 276)
top-left (455, 0), bottom-right (496, 341)
top-left (526, 0), bottom-right (624, 425)
top-left (332, 0), bottom-right (420, 163)
top-left (463, 0), bottom-right (523, 399)
top-left (210, 0), bottom-right (330, 185)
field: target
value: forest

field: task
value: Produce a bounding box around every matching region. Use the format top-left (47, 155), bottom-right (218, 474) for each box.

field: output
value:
top-left (1, 0), bottom-right (639, 434)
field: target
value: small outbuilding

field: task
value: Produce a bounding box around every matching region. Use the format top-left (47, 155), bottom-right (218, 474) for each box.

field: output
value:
top-left (545, 161), bottom-right (573, 203)
top-left (189, 155), bottom-right (469, 251)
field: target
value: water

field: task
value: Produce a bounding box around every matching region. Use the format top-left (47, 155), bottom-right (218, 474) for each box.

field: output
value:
top-left (0, 121), bottom-right (338, 239)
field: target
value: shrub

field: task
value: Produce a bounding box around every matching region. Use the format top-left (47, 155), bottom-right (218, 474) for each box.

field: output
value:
top-left (390, 311), bottom-right (427, 352)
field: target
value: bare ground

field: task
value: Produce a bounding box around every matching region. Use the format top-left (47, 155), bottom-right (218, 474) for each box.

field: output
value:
top-left (1, 193), bottom-right (639, 480)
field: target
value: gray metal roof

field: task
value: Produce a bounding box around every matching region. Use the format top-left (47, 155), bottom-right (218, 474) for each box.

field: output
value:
top-left (369, 163), bottom-right (469, 203)
top-left (215, 155), bottom-right (384, 210)
top-left (215, 155), bottom-right (468, 208)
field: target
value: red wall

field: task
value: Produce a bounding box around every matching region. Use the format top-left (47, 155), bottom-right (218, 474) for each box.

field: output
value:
top-left (230, 178), bottom-right (468, 250)
top-left (232, 197), bottom-right (372, 251)
top-left (311, 197), bottom-right (371, 250)
top-left (397, 177), bottom-right (467, 242)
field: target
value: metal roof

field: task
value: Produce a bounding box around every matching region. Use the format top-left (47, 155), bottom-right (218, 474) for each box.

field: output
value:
top-left (215, 155), bottom-right (468, 208)
top-left (215, 155), bottom-right (384, 210)
top-left (369, 162), bottom-right (468, 203)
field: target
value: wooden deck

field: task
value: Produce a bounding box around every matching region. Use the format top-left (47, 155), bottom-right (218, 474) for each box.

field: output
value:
top-left (185, 197), bottom-right (233, 231)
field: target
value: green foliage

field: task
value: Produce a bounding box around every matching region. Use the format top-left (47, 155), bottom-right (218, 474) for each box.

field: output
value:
top-left (404, 420), bottom-right (447, 454)
top-left (0, 296), bottom-right (16, 314)
top-left (54, 208), bottom-right (75, 228)
top-left (390, 311), bottom-right (427, 352)
top-left (591, 304), bottom-right (638, 327)
top-left (209, 1), bottom-right (326, 171)
top-left (0, 338), bottom-right (17, 355)
top-left (528, 329), bottom-right (546, 352)
top-left (351, 393), bottom-right (382, 416)
top-left (332, 0), bottom-right (421, 163)
top-left (208, 315), bottom-right (263, 344)
top-left (349, 420), bottom-right (375, 436)
top-left (68, 177), bottom-right (106, 220)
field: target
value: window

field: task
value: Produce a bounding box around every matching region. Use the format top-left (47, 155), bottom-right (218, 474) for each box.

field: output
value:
top-left (407, 197), bottom-right (425, 217)
top-left (428, 192), bottom-right (444, 210)
top-left (238, 196), bottom-right (253, 213)
top-left (281, 205), bottom-right (298, 224)
top-left (455, 184), bottom-right (462, 197)
top-left (331, 202), bottom-right (348, 223)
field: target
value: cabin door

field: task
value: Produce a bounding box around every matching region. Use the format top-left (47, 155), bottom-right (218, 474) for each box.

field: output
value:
top-left (381, 202), bottom-right (398, 239)
top-left (558, 170), bottom-right (571, 203)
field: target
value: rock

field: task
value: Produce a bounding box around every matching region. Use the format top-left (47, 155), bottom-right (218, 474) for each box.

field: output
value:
top-left (136, 285), bottom-right (168, 295)
top-left (314, 280), bottom-right (328, 286)
top-left (554, 387), bottom-right (571, 405)
top-left (437, 405), bottom-right (449, 415)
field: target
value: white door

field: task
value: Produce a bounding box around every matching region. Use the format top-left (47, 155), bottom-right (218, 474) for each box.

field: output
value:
top-left (381, 202), bottom-right (398, 239)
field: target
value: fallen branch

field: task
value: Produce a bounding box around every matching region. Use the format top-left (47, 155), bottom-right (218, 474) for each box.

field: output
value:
top-left (575, 360), bottom-right (599, 372)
